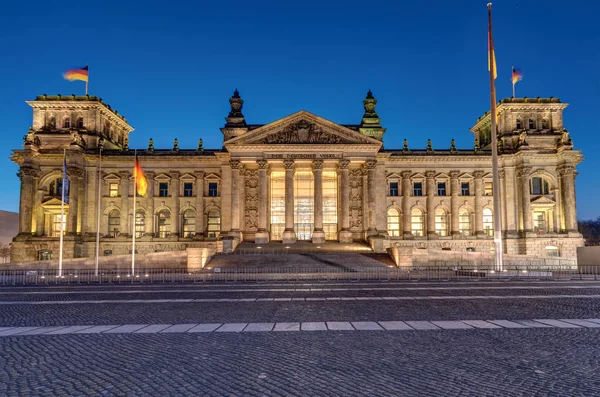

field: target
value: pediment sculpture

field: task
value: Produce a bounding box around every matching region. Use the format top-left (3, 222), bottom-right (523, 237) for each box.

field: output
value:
top-left (261, 120), bottom-right (347, 144)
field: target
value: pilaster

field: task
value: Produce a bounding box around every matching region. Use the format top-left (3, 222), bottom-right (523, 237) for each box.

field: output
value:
top-left (255, 160), bottom-right (270, 244)
top-left (337, 159), bottom-right (352, 243)
top-left (425, 170), bottom-right (437, 239)
top-left (473, 170), bottom-right (484, 237)
top-left (282, 159), bottom-right (296, 244)
top-left (312, 160), bottom-right (326, 243)
top-left (401, 170), bottom-right (413, 239)
top-left (449, 170), bottom-right (460, 237)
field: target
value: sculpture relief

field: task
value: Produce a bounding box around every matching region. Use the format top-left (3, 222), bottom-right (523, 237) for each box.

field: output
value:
top-left (262, 120), bottom-right (345, 144)
top-left (244, 169), bottom-right (259, 231)
top-left (349, 169), bottom-right (364, 230)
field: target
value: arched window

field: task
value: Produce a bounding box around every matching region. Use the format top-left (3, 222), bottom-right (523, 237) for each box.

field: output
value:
top-left (63, 117), bottom-right (71, 128)
top-left (530, 177), bottom-right (550, 195)
top-left (434, 208), bottom-right (448, 237)
top-left (515, 119), bottom-right (522, 130)
top-left (135, 211), bottom-right (145, 238)
top-left (77, 117), bottom-right (84, 128)
top-left (108, 209), bottom-right (120, 236)
top-left (459, 208), bottom-right (472, 236)
top-left (48, 177), bottom-right (69, 197)
top-left (207, 210), bottom-right (221, 238)
top-left (157, 210), bottom-right (171, 238)
top-left (387, 208), bottom-right (401, 237)
top-left (483, 208), bottom-right (493, 236)
top-left (541, 119), bottom-right (548, 129)
top-left (48, 116), bottom-right (56, 128)
top-left (528, 119), bottom-right (536, 130)
top-left (182, 209), bottom-right (196, 238)
top-left (411, 208), bottom-right (425, 237)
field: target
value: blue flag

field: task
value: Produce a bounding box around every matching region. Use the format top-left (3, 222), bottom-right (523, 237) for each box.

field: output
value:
top-left (62, 153), bottom-right (70, 204)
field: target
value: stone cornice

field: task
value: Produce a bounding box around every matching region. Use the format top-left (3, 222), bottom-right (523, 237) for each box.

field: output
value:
top-left (227, 144), bottom-right (381, 152)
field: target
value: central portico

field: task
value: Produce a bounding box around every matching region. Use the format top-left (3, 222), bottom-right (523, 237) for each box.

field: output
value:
top-left (223, 106), bottom-right (384, 245)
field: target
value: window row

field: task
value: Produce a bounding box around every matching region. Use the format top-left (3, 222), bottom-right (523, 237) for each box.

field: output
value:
top-left (515, 118), bottom-right (549, 130)
top-left (47, 116), bottom-right (85, 129)
top-left (386, 208), bottom-right (494, 237)
top-left (106, 182), bottom-right (219, 198)
top-left (388, 182), bottom-right (492, 197)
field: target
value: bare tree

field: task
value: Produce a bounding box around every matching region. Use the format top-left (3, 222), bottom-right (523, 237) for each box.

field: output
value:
top-left (579, 217), bottom-right (600, 246)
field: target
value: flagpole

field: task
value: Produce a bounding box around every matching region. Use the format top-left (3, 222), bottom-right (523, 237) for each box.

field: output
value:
top-left (511, 66), bottom-right (515, 98)
top-left (58, 149), bottom-right (66, 277)
top-left (86, 64), bottom-right (89, 95)
top-left (488, 3), bottom-right (504, 272)
top-left (132, 150), bottom-right (136, 275)
top-left (95, 145), bottom-right (102, 277)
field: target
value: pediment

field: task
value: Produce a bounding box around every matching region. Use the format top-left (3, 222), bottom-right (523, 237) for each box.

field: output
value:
top-left (225, 111), bottom-right (381, 146)
top-left (411, 172), bottom-right (426, 179)
top-left (531, 196), bottom-right (556, 206)
top-left (42, 197), bottom-right (68, 207)
top-left (155, 173), bottom-right (171, 181)
top-left (103, 173), bottom-right (121, 181)
top-left (204, 173), bottom-right (221, 181)
top-left (180, 173), bottom-right (196, 181)
top-left (436, 172), bottom-right (450, 179)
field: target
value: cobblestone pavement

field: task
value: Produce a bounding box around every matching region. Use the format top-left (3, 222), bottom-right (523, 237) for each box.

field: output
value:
top-left (1, 281), bottom-right (600, 396)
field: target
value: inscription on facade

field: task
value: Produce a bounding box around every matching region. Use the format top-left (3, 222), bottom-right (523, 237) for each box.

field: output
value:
top-left (264, 153), bottom-right (343, 159)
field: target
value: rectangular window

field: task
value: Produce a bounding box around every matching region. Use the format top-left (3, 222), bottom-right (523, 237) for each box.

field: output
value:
top-left (51, 214), bottom-right (66, 237)
top-left (413, 182), bottom-right (423, 197)
top-left (461, 182), bottom-right (470, 196)
top-left (270, 172), bottom-right (285, 240)
top-left (437, 182), bottom-right (446, 196)
top-left (159, 183), bottom-right (169, 197)
top-left (208, 182), bottom-right (218, 197)
top-left (484, 181), bottom-right (493, 196)
top-left (183, 183), bottom-right (193, 197)
top-left (533, 211), bottom-right (546, 232)
top-left (389, 182), bottom-right (399, 196)
top-left (109, 183), bottom-right (119, 197)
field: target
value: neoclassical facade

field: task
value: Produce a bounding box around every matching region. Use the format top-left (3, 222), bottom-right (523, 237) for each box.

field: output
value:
top-left (10, 91), bottom-right (584, 262)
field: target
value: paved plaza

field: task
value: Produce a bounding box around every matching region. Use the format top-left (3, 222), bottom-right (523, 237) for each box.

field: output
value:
top-left (1, 281), bottom-right (600, 396)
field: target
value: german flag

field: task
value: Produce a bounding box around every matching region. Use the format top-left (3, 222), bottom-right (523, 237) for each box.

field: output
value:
top-left (63, 65), bottom-right (89, 82)
top-left (134, 156), bottom-right (148, 197)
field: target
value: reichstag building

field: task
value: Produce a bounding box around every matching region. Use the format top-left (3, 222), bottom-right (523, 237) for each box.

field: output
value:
top-left (10, 90), bottom-right (584, 262)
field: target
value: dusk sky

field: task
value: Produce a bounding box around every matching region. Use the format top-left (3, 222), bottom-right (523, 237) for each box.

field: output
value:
top-left (0, 0), bottom-right (598, 219)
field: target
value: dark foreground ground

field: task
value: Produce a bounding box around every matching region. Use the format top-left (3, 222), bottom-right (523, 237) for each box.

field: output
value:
top-left (1, 280), bottom-right (600, 396)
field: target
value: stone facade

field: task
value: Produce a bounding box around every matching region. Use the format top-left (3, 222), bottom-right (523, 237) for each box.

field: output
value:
top-left (10, 92), bottom-right (584, 262)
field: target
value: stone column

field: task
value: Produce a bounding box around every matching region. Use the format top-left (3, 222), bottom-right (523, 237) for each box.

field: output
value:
top-left (364, 159), bottom-right (378, 237)
top-left (170, 171), bottom-right (180, 237)
top-left (401, 170), bottom-right (412, 238)
top-left (559, 165), bottom-right (578, 233)
top-left (504, 167), bottom-right (518, 236)
top-left (311, 160), bottom-right (326, 243)
top-left (17, 167), bottom-right (38, 235)
top-left (67, 166), bottom-right (82, 236)
top-left (255, 160), bottom-right (270, 244)
top-left (118, 171), bottom-right (130, 236)
top-left (517, 167), bottom-right (532, 232)
top-left (425, 170), bottom-right (437, 239)
top-left (194, 171), bottom-right (205, 238)
top-left (229, 160), bottom-right (242, 239)
top-left (337, 159), bottom-right (352, 243)
top-left (473, 170), bottom-right (484, 237)
top-left (282, 159), bottom-right (296, 244)
top-left (146, 171), bottom-right (155, 236)
top-left (34, 186), bottom-right (44, 236)
top-left (449, 170), bottom-right (460, 237)
top-left (553, 187), bottom-right (562, 233)
top-left (498, 170), bottom-right (506, 235)
top-left (76, 170), bottom-right (85, 235)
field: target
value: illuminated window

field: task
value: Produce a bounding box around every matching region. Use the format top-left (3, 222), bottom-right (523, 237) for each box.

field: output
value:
top-left (437, 182), bottom-right (446, 196)
top-left (270, 171), bottom-right (285, 240)
top-left (158, 210), bottom-right (170, 238)
top-left (294, 171), bottom-right (314, 241)
top-left (63, 117), bottom-right (71, 128)
top-left (389, 182), bottom-right (399, 196)
top-left (207, 210), bottom-right (221, 238)
top-left (545, 245), bottom-right (559, 257)
top-left (531, 177), bottom-right (549, 195)
top-left (108, 209), bottom-right (120, 236)
top-left (159, 183), bottom-right (169, 197)
top-left (182, 209), bottom-right (195, 237)
top-left (135, 211), bottom-right (145, 238)
top-left (434, 208), bottom-right (448, 236)
top-left (51, 214), bottom-right (66, 237)
top-left (322, 171), bottom-right (338, 240)
top-left (484, 181), bottom-right (493, 196)
top-left (183, 183), bottom-right (193, 197)
top-left (109, 183), bottom-right (119, 197)
top-left (528, 119), bottom-right (536, 129)
top-left (483, 208), bottom-right (493, 236)
top-left (413, 182), bottom-right (423, 196)
top-left (387, 208), bottom-right (401, 237)
top-left (461, 182), bottom-right (470, 196)
top-left (411, 208), bottom-right (424, 237)
top-left (459, 208), bottom-right (472, 236)
top-left (533, 211), bottom-right (547, 232)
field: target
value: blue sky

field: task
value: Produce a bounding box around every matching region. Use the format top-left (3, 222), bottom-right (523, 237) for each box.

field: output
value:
top-left (0, 0), bottom-right (598, 219)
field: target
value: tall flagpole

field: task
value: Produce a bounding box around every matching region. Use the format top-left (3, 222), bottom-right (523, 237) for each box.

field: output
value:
top-left (132, 150), bottom-right (137, 275)
top-left (58, 149), bottom-right (66, 277)
top-left (488, 3), bottom-right (504, 271)
top-left (95, 144), bottom-right (102, 277)
top-left (86, 64), bottom-right (89, 95)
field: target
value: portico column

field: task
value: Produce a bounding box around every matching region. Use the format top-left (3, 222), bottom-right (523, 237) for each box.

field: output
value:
top-left (118, 171), bottom-right (130, 236)
top-left (473, 170), bottom-right (484, 237)
top-left (425, 170), bottom-right (437, 239)
top-left (195, 171), bottom-right (205, 239)
top-left (401, 170), bottom-right (413, 238)
top-left (559, 165), bottom-right (578, 233)
top-left (518, 167), bottom-right (532, 232)
top-left (337, 159), bottom-right (353, 243)
top-left (450, 170), bottom-right (460, 237)
top-left (312, 160), bottom-right (326, 243)
top-left (282, 159), bottom-right (297, 244)
top-left (364, 159), bottom-right (378, 237)
top-left (229, 160), bottom-right (242, 239)
top-left (255, 160), bottom-right (270, 244)
top-left (17, 167), bottom-right (37, 235)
